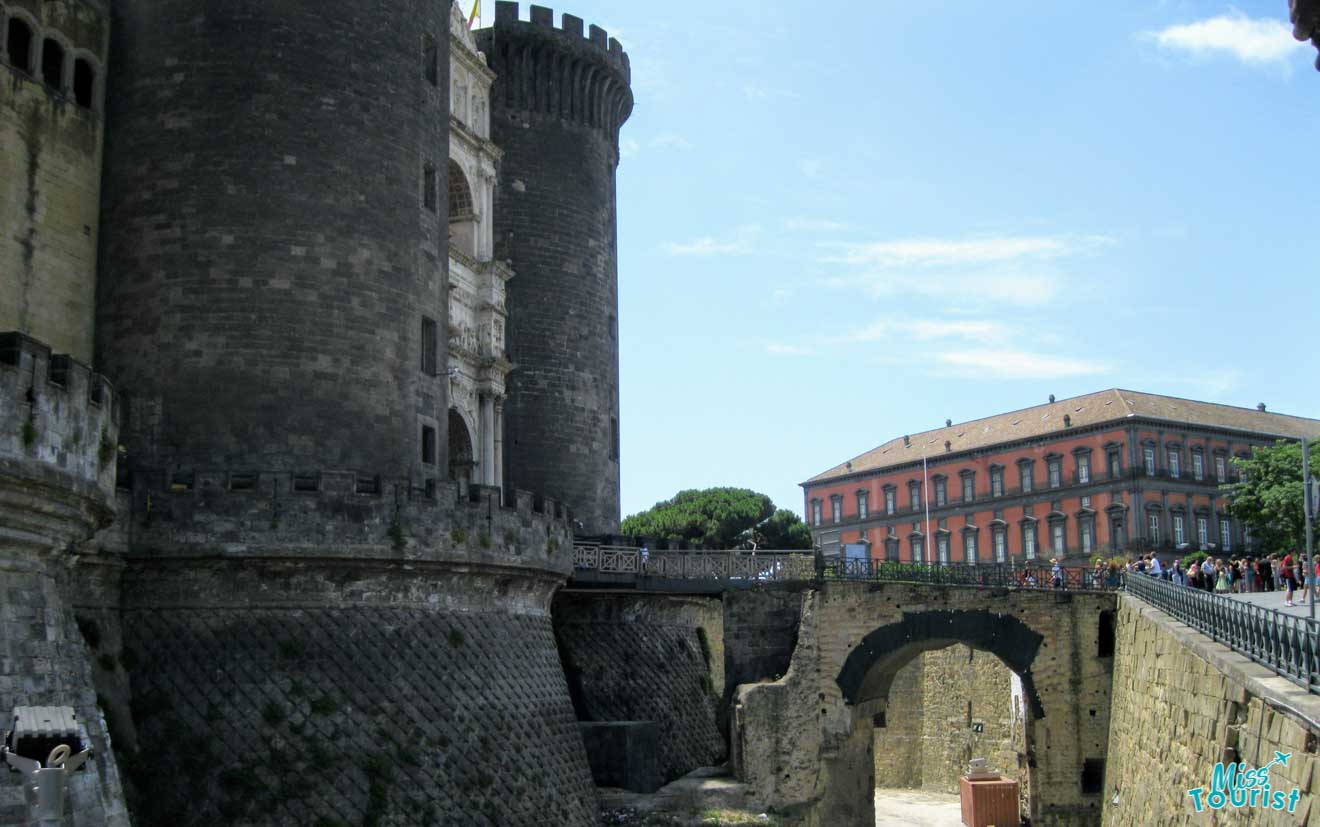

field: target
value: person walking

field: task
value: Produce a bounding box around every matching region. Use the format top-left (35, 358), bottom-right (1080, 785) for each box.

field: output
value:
top-left (1188, 560), bottom-right (1201, 589)
top-left (1283, 551), bottom-right (1297, 607)
top-left (1171, 558), bottom-right (1184, 586)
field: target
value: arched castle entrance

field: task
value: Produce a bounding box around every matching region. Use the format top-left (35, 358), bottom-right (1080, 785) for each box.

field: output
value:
top-left (448, 407), bottom-right (475, 487)
top-left (731, 582), bottom-right (1115, 827)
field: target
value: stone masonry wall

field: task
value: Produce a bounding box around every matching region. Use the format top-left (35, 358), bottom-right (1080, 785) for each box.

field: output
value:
top-left (115, 564), bottom-right (595, 827)
top-left (0, 553), bottom-right (130, 827)
top-left (554, 592), bottom-right (725, 783)
top-left (1103, 595), bottom-right (1320, 826)
top-left (476, 3), bottom-right (632, 534)
top-left (735, 583), bottom-right (1116, 827)
top-left (873, 645), bottom-right (1023, 796)
top-left (0, 0), bottom-right (108, 363)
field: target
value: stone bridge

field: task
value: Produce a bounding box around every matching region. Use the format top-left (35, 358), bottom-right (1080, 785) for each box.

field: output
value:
top-left (564, 547), bottom-right (1119, 826)
top-left (730, 582), bottom-right (1117, 826)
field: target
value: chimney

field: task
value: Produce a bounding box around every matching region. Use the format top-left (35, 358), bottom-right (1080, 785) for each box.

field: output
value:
top-left (945, 440), bottom-right (952, 452)
top-left (846, 461), bottom-right (853, 471)
top-left (1257, 403), bottom-right (1267, 412)
top-left (1064, 414), bottom-right (1072, 427)
top-left (1049, 394), bottom-right (1055, 403)
top-left (903, 435), bottom-right (910, 446)
top-left (945, 419), bottom-right (952, 427)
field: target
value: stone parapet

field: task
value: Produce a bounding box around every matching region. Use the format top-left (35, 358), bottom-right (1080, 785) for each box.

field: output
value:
top-left (104, 473), bottom-right (573, 580)
top-left (0, 332), bottom-right (119, 521)
top-left (1103, 595), bottom-right (1320, 826)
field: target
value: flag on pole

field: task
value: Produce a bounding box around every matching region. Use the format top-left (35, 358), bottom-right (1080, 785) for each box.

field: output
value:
top-left (468, 0), bottom-right (480, 29)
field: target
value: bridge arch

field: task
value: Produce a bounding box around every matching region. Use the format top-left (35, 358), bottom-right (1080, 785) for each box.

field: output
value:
top-left (732, 582), bottom-right (1115, 827)
top-left (837, 608), bottom-right (1046, 720)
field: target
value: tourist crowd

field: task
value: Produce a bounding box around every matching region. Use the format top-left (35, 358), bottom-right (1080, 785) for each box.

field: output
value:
top-left (1121, 551), bottom-right (1319, 607)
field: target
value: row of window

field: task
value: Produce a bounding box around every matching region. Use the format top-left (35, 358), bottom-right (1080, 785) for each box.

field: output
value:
top-left (813, 444), bottom-right (1246, 527)
top-left (2, 14), bottom-right (98, 109)
top-left (1140, 444), bottom-right (1238, 483)
top-left (864, 511), bottom-right (1239, 563)
top-left (1147, 513), bottom-right (1236, 551)
top-left (873, 518), bottom-right (1090, 564)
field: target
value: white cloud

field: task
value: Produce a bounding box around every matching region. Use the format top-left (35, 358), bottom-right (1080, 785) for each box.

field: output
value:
top-left (832, 269), bottom-right (1064, 308)
top-left (798, 159), bottom-right (823, 178)
top-left (770, 288), bottom-right (793, 305)
top-left (766, 343), bottom-right (812, 356)
top-left (820, 233), bottom-right (1114, 308)
top-left (620, 138), bottom-right (641, 159)
top-left (823, 234), bottom-right (1111, 268)
top-left (666, 224), bottom-right (762, 256)
top-left (841, 318), bottom-right (1008, 343)
top-left (1145, 13), bottom-right (1305, 65)
top-left (933, 349), bottom-right (1110, 380)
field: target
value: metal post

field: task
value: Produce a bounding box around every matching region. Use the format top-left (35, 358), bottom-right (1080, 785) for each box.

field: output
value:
top-left (1304, 439), bottom-right (1315, 621)
top-left (923, 455), bottom-right (931, 566)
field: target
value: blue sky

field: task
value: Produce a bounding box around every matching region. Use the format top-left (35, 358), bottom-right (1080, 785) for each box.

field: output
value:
top-left (483, 1), bottom-right (1320, 521)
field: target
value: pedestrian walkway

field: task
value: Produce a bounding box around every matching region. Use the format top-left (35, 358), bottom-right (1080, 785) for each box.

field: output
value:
top-left (1230, 587), bottom-right (1320, 620)
top-left (874, 789), bottom-right (962, 826)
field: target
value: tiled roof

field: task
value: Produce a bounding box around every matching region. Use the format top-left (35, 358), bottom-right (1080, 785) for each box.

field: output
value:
top-left (806, 389), bottom-right (1320, 484)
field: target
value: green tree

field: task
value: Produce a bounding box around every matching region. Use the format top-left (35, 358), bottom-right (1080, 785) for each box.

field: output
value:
top-left (1223, 439), bottom-right (1318, 555)
top-left (753, 508), bottom-right (813, 550)
top-left (620, 488), bottom-right (811, 549)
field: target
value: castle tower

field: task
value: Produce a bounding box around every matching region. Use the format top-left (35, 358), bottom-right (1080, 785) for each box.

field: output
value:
top-left (0, 3), bottom-right (130, 823)
top-left (0, 0), bottom-right (108, 362)
top-left (476, 2), bottom-right (633, 534)
top-left (82, 2), bottom-right (597, 824)
top-left (96, 0), bottom-right (451, 485)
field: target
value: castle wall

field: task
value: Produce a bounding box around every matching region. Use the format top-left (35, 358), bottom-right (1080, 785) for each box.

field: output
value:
top-left (95, 0), bottom-right (451, 482)
top-left (553, 592), bottom-right (726, 783)
top-left (0, 332), bottom-right (128, 826)
top-left (119, 564), bottom-right (595, 827)
top-left (0, 0), bottom-right (108, 362)
top-left (872, 645), bottom-right (1025, 797)
top-left (1103, 595), bottom-right (1320, 826)
top-left (476, 2), bottom-right (632, 534)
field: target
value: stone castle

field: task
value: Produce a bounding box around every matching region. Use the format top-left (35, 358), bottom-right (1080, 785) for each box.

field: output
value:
top-left (1, 0), bottom-right (630, 823)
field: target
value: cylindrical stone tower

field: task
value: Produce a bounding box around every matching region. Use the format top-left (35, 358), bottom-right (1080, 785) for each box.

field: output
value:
top-left (476, 2), bottom-right (633, 535)
top-left (87, 3), bottom-right (598, 825)
top-left (97, 0), bottom-right (450, 484)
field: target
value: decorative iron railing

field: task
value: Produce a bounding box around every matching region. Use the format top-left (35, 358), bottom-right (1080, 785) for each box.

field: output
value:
top-left (570, 543), bottom-right (1119, 591)
top-left (822, 559), bottom-right (1122, 592)
top-left (1125, 574), bottom-right (1320, 692)
top-left (572, 544), bottom-right (815, 581)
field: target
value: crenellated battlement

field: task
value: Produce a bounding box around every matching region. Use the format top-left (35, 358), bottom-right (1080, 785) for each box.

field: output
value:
top-left (105, 467), bottom-right (576, 577)
top-left (477, 2), bottom-right (633, 134)
top-left (0, 331), bottom-right (119, 502)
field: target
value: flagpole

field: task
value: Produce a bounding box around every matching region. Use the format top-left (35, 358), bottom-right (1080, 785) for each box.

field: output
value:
top-left (924, 455), bottom-right (931, 566)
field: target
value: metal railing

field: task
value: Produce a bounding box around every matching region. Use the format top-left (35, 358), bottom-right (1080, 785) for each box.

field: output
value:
top-left (572, 544), bottom-right (816, 581)
top-left (571, 543), bottom-right (1119, 591)
top-left (823, 559), bottom-right (1122, 592)
top-left (1126, 574), bottom-right (1320, 692)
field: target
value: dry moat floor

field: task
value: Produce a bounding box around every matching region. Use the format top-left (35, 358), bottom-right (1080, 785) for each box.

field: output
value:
top-left (598, 771), bottom-right (964, 826)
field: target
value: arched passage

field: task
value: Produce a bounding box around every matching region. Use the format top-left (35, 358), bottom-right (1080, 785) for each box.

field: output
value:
top-left (448, 408), bottom-right (474, 486)
top-left (837, 608), bottom-right (1046, 719)
top-left (836, 609), bottom-right (1045, 822)
top-left (732, 585), bottom-right (1115, 826)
